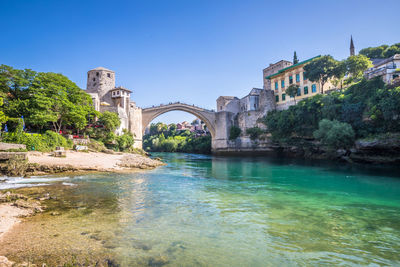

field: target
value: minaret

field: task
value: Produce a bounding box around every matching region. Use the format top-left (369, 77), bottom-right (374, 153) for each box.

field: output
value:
top-left (350, 35), bottom-right (355, 56)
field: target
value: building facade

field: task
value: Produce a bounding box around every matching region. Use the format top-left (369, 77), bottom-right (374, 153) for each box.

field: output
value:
top-left (364, 54), bottom-right (400, 84)
top-left (265, 56), bottom-right (335, 110)
top-left (86, 67), bottom-right (143, 147)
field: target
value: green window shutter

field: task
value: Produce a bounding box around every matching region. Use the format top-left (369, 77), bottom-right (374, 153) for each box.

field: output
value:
top-left (296, 74), bottom-right (300, 82)
top-left (282, 93), bottom-right (286, 101)
top-left (275, 95), bottom-right (279, 102)
top-left (304, 86), bottom-right (308, 94)
top-left (289, 76), bottom-right (293, 84)
top-left (275, 82), bottom-right (278, 90)
top-left (281, 80), bottom-right (285, 88)
top-left (297, 87), bottom-right (301, 96)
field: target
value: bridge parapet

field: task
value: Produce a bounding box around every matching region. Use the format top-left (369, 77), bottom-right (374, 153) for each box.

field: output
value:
top-left (142, 102), bottom-right (215, 113)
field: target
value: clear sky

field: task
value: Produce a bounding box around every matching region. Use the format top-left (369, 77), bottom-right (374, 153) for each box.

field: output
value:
top-left (1, 0), bottom-right (399, 124)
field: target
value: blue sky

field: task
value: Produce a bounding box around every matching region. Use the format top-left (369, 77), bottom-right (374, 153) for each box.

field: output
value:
top-left (1, 0), bottom-right (399, 124)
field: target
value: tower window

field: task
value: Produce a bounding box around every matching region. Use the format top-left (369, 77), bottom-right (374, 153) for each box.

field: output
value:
top-left (93, 78), bottom-right (95, 82)
top-left (96, 72), bottom-right (99, 77)
top-left (107, 73), bottom-right (111, 78)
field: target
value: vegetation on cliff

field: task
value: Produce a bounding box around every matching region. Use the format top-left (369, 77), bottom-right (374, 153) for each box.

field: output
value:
top-left (263, 77), bottom-right (400, 149)
top-left (143, 122), bottom-right (211, 154)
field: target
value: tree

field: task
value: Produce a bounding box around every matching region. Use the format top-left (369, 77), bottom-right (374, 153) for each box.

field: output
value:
top-left (286, 84), bottom-right (300, 104)
top-left (313, 119), bottom-right (355, 149)
top-left (0, 98), bottom-right (8, 130)
top-left (27, 72), bottom-right (96, 132)
top-left (98, 111), bottom-right (121, 132)
top-left (246, 127), bottom-right (264, 140)
top-left (229, 126), bottom-right (241, 140)
top-left (293, 51), bottom-right (299, 64)
top-left (303, 55), bottom-right (338, 94)
top-left (345, 55), bottom-right (373, 82)
top-left (331, 60), bottom-right (347, 89)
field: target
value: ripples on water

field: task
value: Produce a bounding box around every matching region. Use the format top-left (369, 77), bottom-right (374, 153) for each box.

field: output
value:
top-left (1, 153), bottom-right (400, 266)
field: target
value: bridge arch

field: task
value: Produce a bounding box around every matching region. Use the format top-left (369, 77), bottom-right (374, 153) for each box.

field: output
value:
top-left (141, 103), bottom-right (216, 137)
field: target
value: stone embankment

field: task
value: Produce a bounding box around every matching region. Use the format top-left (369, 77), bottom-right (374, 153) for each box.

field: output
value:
top-left (215, 136), bottom-right (400, 164)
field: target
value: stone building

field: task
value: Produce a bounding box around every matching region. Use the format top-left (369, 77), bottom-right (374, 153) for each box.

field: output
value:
top-left (86, 67), bottom-right (143, 147)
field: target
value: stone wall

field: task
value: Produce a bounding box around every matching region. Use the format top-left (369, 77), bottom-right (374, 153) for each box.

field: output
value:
top-left (129, 106), bottom-right (143, 149)
top-left (0, 142), bottom-right (26, 151)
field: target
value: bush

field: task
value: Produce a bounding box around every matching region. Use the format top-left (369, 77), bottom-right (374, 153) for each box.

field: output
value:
top-left (246, 127), bottom-right (264, 140)
top-left (229, 126), bottom-right (241, 140)
top-left (116, 130), bottom-right (135, 151)
top-left (1, 130), bottom-right (71, 152)
top-left (313, 119), bottom-right (355, 149)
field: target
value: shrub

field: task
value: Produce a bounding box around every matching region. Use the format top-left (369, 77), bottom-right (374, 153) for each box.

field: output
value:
top-left (313, 119), bottom-right (355, 149)
top-left (246, 127), bottom-right (264, 140)
top-left (229, 126), bottom-right (241, 140)
top-left (1, 130), bottom-right (71, 152)
top-left (116, 130), bottom-right (135, 151)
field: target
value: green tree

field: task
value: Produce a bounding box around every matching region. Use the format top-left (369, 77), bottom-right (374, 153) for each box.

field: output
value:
top-left (116, 129), bottom-right (135, 151)
top-left (313, 119), bottom-right (355, 149)
top-left (246, 127), bottom-right (264, 140)
top-left (303, 55), bottom-right (338, 94)
top-left (331, 60), bottom-right (347, 89)
top-left (359, 45), bottom-right (388, 59)
top-left (0, 98), bottom-right (8, 130)
top-left (98, 111), bottom-right (121, 132)
top-left (286, 84), bottom-right (299, 104)
top-left (229, 125), bottom-right (241, 140)
top-left (345, 55), bottom-right (373, 82)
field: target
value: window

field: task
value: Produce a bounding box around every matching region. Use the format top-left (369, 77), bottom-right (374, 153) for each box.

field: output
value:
top-left (275, 81), bottom-right (278, 90)
top-left (304, 86), bottom-right (309, 94)
top-left (289, 75), bottom-right (293, 84)
top-left (282, 93), bottom-right (286, 101)
top-left (296, 74), bottom-right (300, 82)
top-left (281, 80), bottom-right (285, 88)
top-left (220, 106), bottom-right (222, 110)
top-left (112, 91), bottom-right (115, 96)
top-left (107, 73), bottom-right (111, 78)
top-left (312, 84), bottom-right (317, 93)
top-left (92, 78), bottom-right (95, 82)
top-left (297, 87), bottom-right (301, 96)
top-left (96, 72), bottom-right (99, 77)
top-left (275, 95), bottom-right (279, 102)
top-left (303, 72), bottom-right (307, 81)
top-left (117, 91), bottom-right (120, 95)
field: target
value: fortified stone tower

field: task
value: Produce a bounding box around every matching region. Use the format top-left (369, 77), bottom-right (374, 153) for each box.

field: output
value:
top-left (86, 67), bottom-right (115, 99)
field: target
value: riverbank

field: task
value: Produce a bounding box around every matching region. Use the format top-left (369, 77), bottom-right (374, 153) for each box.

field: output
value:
top-left (213, 134), bottom-right (400, 165)
top-left (0, 151), bottom-right (165, 176)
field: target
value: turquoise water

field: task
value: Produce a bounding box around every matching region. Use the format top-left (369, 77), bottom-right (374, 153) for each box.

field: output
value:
top-left (3, 153), bottom-right (400, 266)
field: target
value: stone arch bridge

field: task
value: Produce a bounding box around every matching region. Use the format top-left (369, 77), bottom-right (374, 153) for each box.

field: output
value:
top-left (142, 102), bottom-right (216, 136)
top-left (130, 102), bottom-right (232, 151)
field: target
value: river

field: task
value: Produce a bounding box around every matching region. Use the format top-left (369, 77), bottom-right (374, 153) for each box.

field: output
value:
top-left (1, 153), bottom-right (400, 266)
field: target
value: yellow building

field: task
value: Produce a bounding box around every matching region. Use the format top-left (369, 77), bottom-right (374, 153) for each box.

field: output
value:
top-left (265, 55), bottom-right (335, 108)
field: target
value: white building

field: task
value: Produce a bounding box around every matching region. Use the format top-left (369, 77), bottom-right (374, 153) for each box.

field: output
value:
top-left (364, 54), bottom-right (400, 84)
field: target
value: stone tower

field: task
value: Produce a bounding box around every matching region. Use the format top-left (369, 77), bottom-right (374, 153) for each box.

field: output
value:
top-left (86, 67), bottom-right (115, 99)
top-left (350, 35), bottom-right (355, 56)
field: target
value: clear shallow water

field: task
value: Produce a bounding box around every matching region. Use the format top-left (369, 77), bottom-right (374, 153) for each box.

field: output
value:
top-left (2, 153), bottom-right (400, 266)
